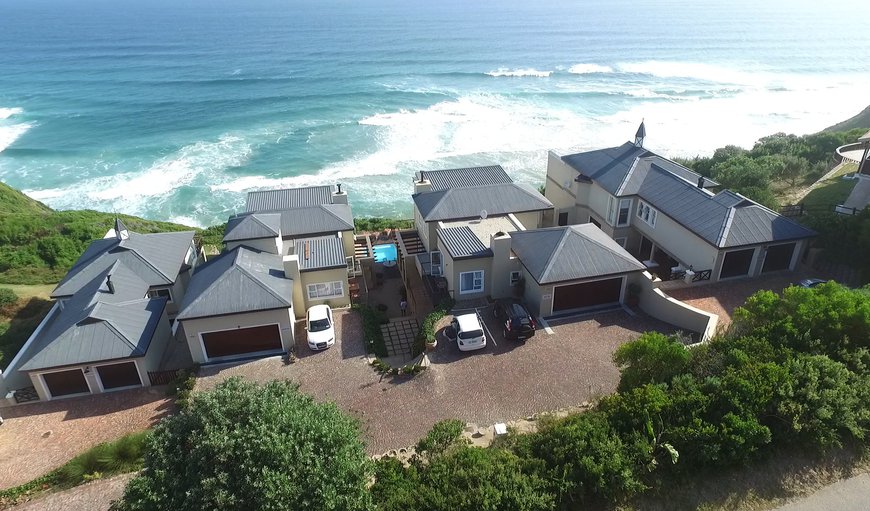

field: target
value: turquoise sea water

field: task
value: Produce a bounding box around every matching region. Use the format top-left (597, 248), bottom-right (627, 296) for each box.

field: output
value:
top-left (1, 0), bottom-right (869, 226)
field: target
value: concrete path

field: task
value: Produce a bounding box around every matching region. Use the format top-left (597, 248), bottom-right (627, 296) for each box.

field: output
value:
top-left (775, 472), bottom-right (870, 511)
top-left (10, 473), bottom-right (132, 511)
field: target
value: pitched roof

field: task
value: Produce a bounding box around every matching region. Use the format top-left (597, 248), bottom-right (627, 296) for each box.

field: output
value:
top-left (561, 142), bottom-right (719, 196)
top-left (52, 230), bottom-right (195, 298)
top-left (437, 226), bottom-right (493, 260)
top-left (223, 213), bottom-right (281, 242)
top-left (510, 225), bottom-right (646, 284)
top-left (419, 165), bottom-right (513, 191)
top-left (246, 186), bottom-right (334, 212)
top-left (560, 143), bottom-right (815, 247)
top-left (636, 164), bottom-right (816, 247)
top-left (279, 204), bottom-right (354, 237)
top-left (176, 246), bottom-right (293, 321)
top-left (19, 261), bottom-right (166, 371)
top-left (414, 182), bottom-right (553, 222)
top-left (295, 236), bottom-right (347, 271)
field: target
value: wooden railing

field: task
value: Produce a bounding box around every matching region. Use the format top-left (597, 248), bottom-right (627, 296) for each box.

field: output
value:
top-left (148, 369), bottom-right (181, 386)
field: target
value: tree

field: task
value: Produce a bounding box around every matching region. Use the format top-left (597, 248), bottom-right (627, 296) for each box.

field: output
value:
top-left (112, 378), bottom-right (373, 511)
top-left (613, 332), bottom-right (691, 391)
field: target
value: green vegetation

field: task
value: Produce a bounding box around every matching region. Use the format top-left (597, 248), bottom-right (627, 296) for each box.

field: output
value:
top-left (0, 295), bottom-right (53, 370)
top-left (822, 105), bottom-right (870, 133)
top-left (801, 177), bottom-right (858, 210)
top-left (416, 297), bottom-right (455, 355)
top-left (354, 217), bottom-right (414, 232)
top-left (0, 431), bottom-right (150, 506)
top-left (0, 181), bottom-right (52, 215)
top-left (371, 283), bottom-right (870, 510)
top-left (113, 378), bottom-right (372, 511)
top-left (354, 303), bottom-right (389, 357)
top-left (677, 129), bottom-right (865, 209)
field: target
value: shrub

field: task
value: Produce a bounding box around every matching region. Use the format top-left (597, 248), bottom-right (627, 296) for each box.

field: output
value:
top-left (354, 303), bottom-right (388, 357)
top-left (113, 378), bottom-right (372, 511)
top-left (613, 332), bottom-right (691, 391)
top-left (415, 419), bottom-right (466, 461)
top-left (0, 287), bottom-right (17, 308)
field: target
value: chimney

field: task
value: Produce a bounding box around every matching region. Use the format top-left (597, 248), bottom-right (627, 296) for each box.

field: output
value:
top-left (282, 254), bottom-right (300, 281)
top-left (414, 171), bottom-right (433, 194)
top-left (332, 183), bottom-right (348, 205)
top-left (697, 176), bottom-right (705, 188)
top-left (106, 274), bottom-right (115, 294)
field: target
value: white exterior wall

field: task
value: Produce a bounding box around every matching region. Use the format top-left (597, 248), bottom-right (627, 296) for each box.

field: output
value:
top-left (512, 210), bottom-right (544, 230)
top-left (632, 208), bottom-right (720, 273)
top-left (180, 308), bottom-right (295, 364)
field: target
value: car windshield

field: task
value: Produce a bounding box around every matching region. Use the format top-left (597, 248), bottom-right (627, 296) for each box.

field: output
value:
top-left (458, 329), bottom-right (483, 340)
top-left (309, 318), bottom-right (331, 332)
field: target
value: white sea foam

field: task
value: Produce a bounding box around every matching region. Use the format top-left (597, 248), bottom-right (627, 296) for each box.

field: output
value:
top-left (0, 107), bottom-right (23, 120)
top-left (486, 68), bottom-right (552, 78)
top-left (0, 122), bottom-right (34, 154)
top-left (567, 63), bottom-right (614, 74)
top-left (614, 60), bottom-right (764, 85)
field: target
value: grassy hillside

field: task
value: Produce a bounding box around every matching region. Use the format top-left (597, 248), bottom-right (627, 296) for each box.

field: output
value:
top-left (0, 182), bottom-right (198, 285)
top-left (823, 105), bottom-right (870, 133)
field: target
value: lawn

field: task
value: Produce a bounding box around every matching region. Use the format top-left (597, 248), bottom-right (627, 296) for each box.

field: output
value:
top-left (801, 177), bottom-right (857, 210)
top-left (0, 294), bottom-right (54, 370)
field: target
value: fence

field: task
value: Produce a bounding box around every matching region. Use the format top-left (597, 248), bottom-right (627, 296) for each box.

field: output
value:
top-left (148, 369), bottom-right (181, 386)
top-left (779, 203), bottom-right (861, 217)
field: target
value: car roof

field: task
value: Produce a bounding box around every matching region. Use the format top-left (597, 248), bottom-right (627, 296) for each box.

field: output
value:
top-left (307, 304), bottom-right (330, 320)
top-left (455, 313), bottom-right (482, 331)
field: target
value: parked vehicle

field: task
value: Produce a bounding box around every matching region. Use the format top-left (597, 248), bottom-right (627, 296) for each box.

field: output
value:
top-left (797, 278), bottom-right (828, 288)
top-left (492, 300), bottom-right (536, 341)
top-left (306, 304), bottom-right (335, 350)
top-left (448, 313), bottom-right (487, 351)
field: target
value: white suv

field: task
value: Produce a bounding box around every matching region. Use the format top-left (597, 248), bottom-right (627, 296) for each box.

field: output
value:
top-left (449, 313), bottom-right (487, 351)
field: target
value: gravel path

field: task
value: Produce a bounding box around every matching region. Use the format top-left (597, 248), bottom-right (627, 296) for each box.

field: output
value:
top-left (0, 387), bottom-right (172, 490)
top-left (10, 473), bottom-right (133, 511)
top-left (774, 472), bottom-right (870, 511)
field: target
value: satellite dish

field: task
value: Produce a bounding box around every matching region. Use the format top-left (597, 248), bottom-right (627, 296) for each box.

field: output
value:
top-left (563, 179), bottom-right (571, 189)
top-left (480, 209), bottom-right (488, 220)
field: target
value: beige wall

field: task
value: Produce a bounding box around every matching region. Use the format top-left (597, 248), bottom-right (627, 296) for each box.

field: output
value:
top-left (522, 267), bottom-right (548, 318)
top-left (440, 247), bottom-right (493, 300)
top-left (295, 267), bottom-right (351, 318)
top-left (180, 308), bottom-right (295, 364)
top-left (512, 210), bottom-right (543, 230)
top-left (489, 233), bottom-right (523, 300)
top-left (338, 230), bottom-right (355, 260)
top-left (632, 207), bottom-right (720, 272)
top-left (630, 272), bottom-right (719, 342)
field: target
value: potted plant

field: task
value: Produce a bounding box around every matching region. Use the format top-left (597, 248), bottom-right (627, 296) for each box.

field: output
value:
top-left (626, 283), bottom-right (641, 307)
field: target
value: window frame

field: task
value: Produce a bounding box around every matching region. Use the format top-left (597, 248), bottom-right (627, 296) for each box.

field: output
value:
top-left (147, 288), bottom-right (173, 302)
top-left (306, 281), bottom-right (345, 300)
top-left (430, 251), bottom-right (442, 276)
top-left (459, 270), bottom-right (484, 295)
top-left (616, 198), bottom-right (632, 227)
top-left (637, 200), bottom-right (658, 228)
top-left (509, 271), bottom-right (521, 286)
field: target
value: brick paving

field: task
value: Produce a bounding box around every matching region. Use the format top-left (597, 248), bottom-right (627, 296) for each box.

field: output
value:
top-left (196, 307), bottom-right (676, 455)
top-left (381, 318), bottom-right (420, 360)
top-left (0, 388), bottom-right (173, 491)
top-left (664, 271), bottom-right (819, 325)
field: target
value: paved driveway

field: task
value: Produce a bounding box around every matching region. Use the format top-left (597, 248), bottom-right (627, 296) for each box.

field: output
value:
top-left (0, 388), bottom-right (172, 490)
top-left (197, 308), bottom-right (675, 454)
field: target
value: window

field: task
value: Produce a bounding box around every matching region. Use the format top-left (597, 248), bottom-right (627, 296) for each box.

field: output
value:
top-left (607, 197), bottom-right (632, 227)
top-left (614, 237), bottom-right (627, 248)
top-left (147, 288), bottom-right (172, 302)
top-left (637, 201), bottom-right (658, 227)
top-left (430, 251), bottom-right (442, 276)
top-left (589, 217), bottom-right (601, 228)
top-left (459, 270), bottom-right (484, 295)
top-left (307, 281), bottom-right (344, 299)
top-left (617, 199), bottom-right (631, 226)
top-left (557, 212), bottom-right (569, 226)
top-left (509, 271), bottom-right (521, 286)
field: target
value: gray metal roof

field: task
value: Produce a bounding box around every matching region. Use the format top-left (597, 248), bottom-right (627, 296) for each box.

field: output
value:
top-left (223, 213), bottom-right (281, 242)
top-left (280, 204), bottom-right (354, 238)
top-left (561, 142), bottom-right (719, 196)
top-left (414, 182), bottom-right (553, 222)
top-left (20, 261), bottom-right (166, 371)
top-left (437, 226), bottom-right (493, 260)
top-left (295, 236), bottom-right (347, 271)
top-left (52, 230), bottom-right (195, 298)
top-left (419, 165), bottom-right (513, 191)
top-left (177, 246), bottom-right (293, 321)
top-left (636, 164), bottom-right (816, 247)
top-left (246, 186), bottom-right (334, 212)
top-left (510, 225), bottom-right (646, 284)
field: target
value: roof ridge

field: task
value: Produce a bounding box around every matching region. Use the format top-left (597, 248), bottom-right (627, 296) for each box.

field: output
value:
top-left (716, 207), bottom-right (737, 247)
top-left (177, 248), bottom-right (242, 317)
top-left (616, 157), bottom-right (640, 196)
top-left (120, 240), bottom-right (174, 283)
top-left (250, 214), bottom-right (279, 236)
top-left (317, 203), bottom-right (354, 228)
top-left (571, 226), bottom-right (643, 268)
top-left (100, 320), bottom-right (140, 353)
top-left (540, 227), bottom-right (572, 283)
top-left (234, 262), bottom-right (292, 307)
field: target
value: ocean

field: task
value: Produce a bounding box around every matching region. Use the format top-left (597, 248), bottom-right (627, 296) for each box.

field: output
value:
top-left (1, 0), bottom-right (869, 227)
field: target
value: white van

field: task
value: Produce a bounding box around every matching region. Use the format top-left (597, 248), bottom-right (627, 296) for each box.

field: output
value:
top-left (450, 313), bottom-right (487, 351)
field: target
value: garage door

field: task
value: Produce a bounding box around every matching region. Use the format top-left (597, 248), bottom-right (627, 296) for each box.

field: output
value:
top-left (553, 277), bottom-right (623, 313)
top-left (42, 369), bottom-right (90, 398)
top-left (719, 248), bottom-right (755, 279)
top-left (97, 361), bottom-right (142, 390)
top-left (201, 324), bottom-right (282, 360)
top-left (762, 243), bottom-right (796, 273)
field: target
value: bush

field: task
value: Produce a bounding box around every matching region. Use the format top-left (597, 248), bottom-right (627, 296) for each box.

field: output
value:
top-left (613, 332), bottom-right (691, 391)
top-left (113, 378), bottom-right (372, 511)
top-left (415, 419), bottom-right (466, 461)
top-left (417, 298), bottom-right (455, 352)
top-left (0, 287), bottom-right (17, 308)
top-left (354, 303), bottom-right (388, 357)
